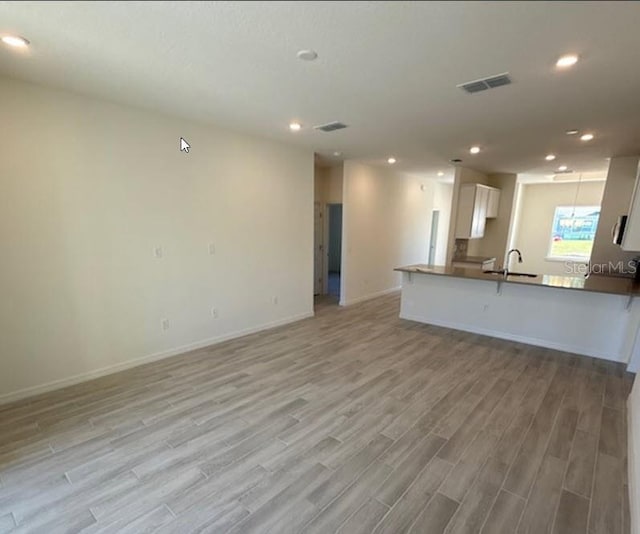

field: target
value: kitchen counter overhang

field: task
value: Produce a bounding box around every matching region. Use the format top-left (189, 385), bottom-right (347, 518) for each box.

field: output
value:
top-left (395, 264), bottom-right (640, 370)
top-left (395, 264), bottom-right (640, 298)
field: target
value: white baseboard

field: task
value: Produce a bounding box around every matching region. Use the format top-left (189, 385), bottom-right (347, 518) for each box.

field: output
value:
top-left (341, 286), bottom-right (401, 307)
top-left (629, 387), bottom-right (640, 534)
top-left (0, 311), bottom-right (314, 405)
top-left (399, 312), bottom-right (624, 363)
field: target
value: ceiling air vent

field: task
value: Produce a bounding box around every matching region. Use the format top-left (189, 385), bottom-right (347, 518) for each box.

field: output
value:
top-left (458, 72), bottom-right (512, 94)
top-left (314, 121), bottom-right (348, 132)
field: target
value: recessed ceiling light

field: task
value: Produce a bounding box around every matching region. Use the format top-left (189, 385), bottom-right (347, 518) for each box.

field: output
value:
top-left (437, 171), bottom-right (444, 177)
top-left (566, 129), bottom-right (579, 135)
top-left (558, 165), bottom-right (568, 172)
top-left (333, 151), bottom-right (342, 157)
top-left (296, 49), bottom-right (318, 61)
top-left (580, 133), bottom-right (594, 141)
top-left (387, 157), bottom-right (397, 164)
top-left (1, 35), bottom-right (29, 48)
top-left (556, 54), bottom-right (579, 68)
top-left (545, 154), bottom-right (556, 161)
top-left (469, 146), bottom-right (481, 154)
top-left (289, 122), bottom-right (302, 132)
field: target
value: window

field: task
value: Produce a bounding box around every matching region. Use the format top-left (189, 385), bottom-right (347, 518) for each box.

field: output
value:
top-left (548, 206), bottom-right (600, 259)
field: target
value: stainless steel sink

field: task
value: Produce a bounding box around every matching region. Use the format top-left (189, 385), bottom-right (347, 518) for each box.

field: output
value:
top-left (482, 270), bottom-right (538, 278)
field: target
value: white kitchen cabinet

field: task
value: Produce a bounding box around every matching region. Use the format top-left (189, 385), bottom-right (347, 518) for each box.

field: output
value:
top-left (622, 162), bottom-right (640, 251)
top-left (455, 184), bottom-right (499, 239)
top-left (486, 187), bottom-right (501, 218)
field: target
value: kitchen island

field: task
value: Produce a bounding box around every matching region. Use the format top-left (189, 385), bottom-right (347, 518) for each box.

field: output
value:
top-left (396, 264), bottom-right (640, 369)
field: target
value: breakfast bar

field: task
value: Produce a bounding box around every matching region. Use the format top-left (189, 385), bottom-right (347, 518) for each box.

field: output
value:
top-left (396, 264), bottom-right (640, 369)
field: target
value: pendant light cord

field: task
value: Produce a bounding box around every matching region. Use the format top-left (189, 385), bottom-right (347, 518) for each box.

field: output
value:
top-left (571, 173), bottom-right (583, 218)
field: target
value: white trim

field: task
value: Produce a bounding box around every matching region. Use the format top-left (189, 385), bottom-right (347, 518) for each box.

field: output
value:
top-left (341, 287), bottom-right (401, 307)
top-left (0, 311), bottom-right (314, 405)
top-left (544, 256), bottom-right (590, 263)
top-left (629, 391), bottom-right (640, 534)
top-left (399, 312), bottom-right (624, 362)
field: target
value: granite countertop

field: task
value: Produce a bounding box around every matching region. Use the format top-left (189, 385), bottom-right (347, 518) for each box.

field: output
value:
top-left (451, 256), bottom-right (497, 264)
top-left (394, 264), bottom-right (640, 297)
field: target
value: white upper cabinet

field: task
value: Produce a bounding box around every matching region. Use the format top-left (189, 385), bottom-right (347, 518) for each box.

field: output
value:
top-left (622, 163), bottom-right (640, 251)
top-left (486, 187), bottom-right (501, 218)
top-left (455, 184), bottom-right (500, 239)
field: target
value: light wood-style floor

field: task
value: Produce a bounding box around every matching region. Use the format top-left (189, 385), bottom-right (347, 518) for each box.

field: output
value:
top-left (0, 293), bottom-right (634, 533)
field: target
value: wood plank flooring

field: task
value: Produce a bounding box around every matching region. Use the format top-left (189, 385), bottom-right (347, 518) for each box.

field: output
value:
top-left (0, 293), bottom-right (634, 533)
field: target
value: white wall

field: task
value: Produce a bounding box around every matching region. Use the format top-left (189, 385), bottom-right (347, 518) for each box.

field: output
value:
top-left (314, 163), bottom-right (344, 205)
top-left (432, 182), bottom-right (453, 265)
top-left (314, 165), bottom-right (327, 203)
top-left (480, 173), bottom-right (518, 267)
top-left (591, 156), bottom-right (640, 269)
top-left (0, 77), bottom-right (314, 402)
top-left (341, 161), bottom-right (433, 305)
top-left (325, 165), bottom-right (344, 204)
top-left (447, 167), bottom-right (489, 264)
top-left (511, 180), bottom-right (606, 276)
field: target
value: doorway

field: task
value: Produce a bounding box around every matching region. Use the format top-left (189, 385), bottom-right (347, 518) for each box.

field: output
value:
top-left (428, 210), bottom-right (440, 264)
top-left (313, 202), bottom-right (324, 295)
top-left (326, 204), bottom-right (343, 297)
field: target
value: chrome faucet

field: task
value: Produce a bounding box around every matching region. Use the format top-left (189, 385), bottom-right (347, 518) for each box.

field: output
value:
top-left (505, 249), bottom-right (523, 277)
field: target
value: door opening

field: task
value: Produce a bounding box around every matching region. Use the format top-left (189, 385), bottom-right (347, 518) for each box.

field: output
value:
top-left (313, 202), bottom-right (324, 296)
top-left (326, 204), bottom-right (343, 298)
top-left (428, 210), bottom-right (440, 265)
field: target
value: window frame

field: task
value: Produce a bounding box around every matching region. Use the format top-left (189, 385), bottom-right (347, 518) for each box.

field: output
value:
top-left (545, 205), bottom-right (601, 262)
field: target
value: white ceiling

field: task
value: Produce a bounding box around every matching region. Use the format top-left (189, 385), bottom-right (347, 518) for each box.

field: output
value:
top-left (2, 1), bottom-right (640, 179)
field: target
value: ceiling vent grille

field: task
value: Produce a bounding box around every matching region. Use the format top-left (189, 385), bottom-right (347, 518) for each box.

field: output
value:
top-left (458, 73), bottom-right (512, 94)
top-left (314, 121), bottom-right (348, 132)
